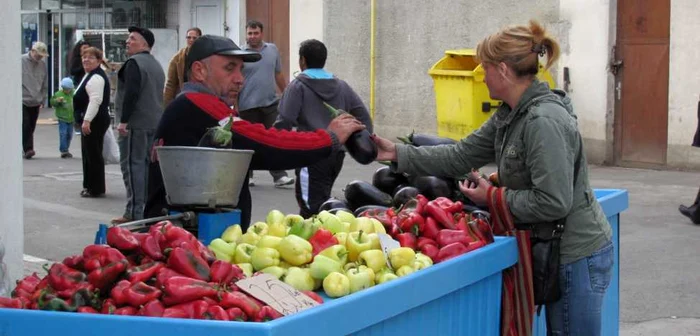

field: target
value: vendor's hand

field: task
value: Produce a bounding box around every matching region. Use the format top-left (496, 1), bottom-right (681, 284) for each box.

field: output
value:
top-left (459, 171), bottom-right (490, 206)
top-left (117, 122), bottom-right (128, 136)
top-left (328, 114), bottom-right (364, 144)
top-left (371, 134), bottom-right (397, 161)
top-left (81, 120), bottom-right (92, 135)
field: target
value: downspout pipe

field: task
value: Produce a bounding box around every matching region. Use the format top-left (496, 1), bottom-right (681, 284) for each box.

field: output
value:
top-left (370, 0), bottom-right (376, 120)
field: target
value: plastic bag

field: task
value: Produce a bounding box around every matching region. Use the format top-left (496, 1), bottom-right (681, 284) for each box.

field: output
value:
top-left (103, 127), bottom-right (120, 164)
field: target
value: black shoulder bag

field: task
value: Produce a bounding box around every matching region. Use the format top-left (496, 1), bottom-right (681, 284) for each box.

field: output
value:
top-left (516, 151), bottom-right (581, 307)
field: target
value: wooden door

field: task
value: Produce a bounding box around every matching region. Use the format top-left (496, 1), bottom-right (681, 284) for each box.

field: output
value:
top-left (613, 0), bottom-right (670, 165)
top-left (246, 0), bottom-right (290, 83)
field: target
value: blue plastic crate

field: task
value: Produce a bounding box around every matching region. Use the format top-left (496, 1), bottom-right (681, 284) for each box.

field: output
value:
top-left (0, 237), bottom-right (517, 336)
top-left (533, 188), bottom-right (629, 335)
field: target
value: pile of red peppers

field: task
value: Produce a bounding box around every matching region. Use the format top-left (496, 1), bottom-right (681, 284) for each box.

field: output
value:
top-left (0, 221), bottom-right (306, 322)
top-left (360, 195), bottom-right (494, 263)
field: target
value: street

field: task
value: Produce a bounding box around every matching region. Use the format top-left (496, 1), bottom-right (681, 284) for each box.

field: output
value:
top-left (20, 108), bottom-right (700, 334)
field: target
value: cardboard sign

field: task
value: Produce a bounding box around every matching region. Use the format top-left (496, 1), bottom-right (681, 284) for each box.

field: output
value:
top-left (236, 274), bottom-right (320, 316)
top-left (378, 233), bottom-right (401, 268)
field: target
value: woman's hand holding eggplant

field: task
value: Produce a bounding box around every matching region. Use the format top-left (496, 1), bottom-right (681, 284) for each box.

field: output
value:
top-left (459, 171), bottom-right (490, 206)
top-left (371, 134), bottom-right (397, 161)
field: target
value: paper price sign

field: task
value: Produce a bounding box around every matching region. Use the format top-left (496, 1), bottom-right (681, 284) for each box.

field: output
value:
top-left (378, 233), bottom-right (401, 268)
top-left (236, 274), bottom-right (319, 316)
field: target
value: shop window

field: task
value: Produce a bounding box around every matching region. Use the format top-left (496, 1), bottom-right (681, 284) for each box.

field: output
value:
top-left (21, 0), bottom-right (40, 10)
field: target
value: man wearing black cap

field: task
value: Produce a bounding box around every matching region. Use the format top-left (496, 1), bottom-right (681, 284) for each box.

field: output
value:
top-left (112, 26), bottom-right (166, 224)
top-left (144, 35), bottom-right (365, 230)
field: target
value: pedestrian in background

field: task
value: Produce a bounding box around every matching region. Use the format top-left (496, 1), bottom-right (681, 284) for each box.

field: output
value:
top-left (163, 27), bottom-right (202, 107)
top-left (21, 41), bottom-right (49, 159)
top-left (112, 26), bottom-right (165, 224)
top-left (678, 99), bottom-right (700, 224)
top-left (74, 47), bottom-right (111, 198)
top-left (238, 20), bottom-right (294, 188)
top-left (50, 77), bottom-right (75, 158)
top-left (275, 39), bottom-right (373, 217)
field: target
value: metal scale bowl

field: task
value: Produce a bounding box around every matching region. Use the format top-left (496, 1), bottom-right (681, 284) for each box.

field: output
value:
top-left (95, 146), bottom-right (254, 245)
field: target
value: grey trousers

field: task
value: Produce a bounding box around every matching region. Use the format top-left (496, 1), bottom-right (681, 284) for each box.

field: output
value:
top-left (118, 129), bottom-right (155, 220)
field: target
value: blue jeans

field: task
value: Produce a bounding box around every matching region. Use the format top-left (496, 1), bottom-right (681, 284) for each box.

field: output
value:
top-left (546, 241), bottom-right (614, 336)
top-left (58, 121), bottom-right (74, 153)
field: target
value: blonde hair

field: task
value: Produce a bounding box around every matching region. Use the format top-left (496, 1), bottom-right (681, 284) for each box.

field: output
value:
top-left (476, 20), bottom-right (560, 77)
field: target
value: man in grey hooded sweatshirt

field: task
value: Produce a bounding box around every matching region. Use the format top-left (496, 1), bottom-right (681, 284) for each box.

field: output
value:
top-left (274, 39), bottom-right (373, 218)
top-left (22, 41), bottom-right (49, 159)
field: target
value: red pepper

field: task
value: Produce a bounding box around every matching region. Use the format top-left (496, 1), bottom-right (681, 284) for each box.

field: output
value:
top-left (202, 296), bottom-right (219, 306)
top-left (107, 226), bottom-right (140, 251)
top-left (56, 281), bottom-right (95, 300)
top-left (433, 197), bottom-right (454, 208)
top-left (416, 237), bottom-right (437, 250)
top-left (256, 305), bottom-right (283, 322)
top-left (62, 255), bottom-right (85, 271)
top-left (123, 281), bottom-right (162, 307)
top-left (395, 232), bottom-right (417, 249)
top-left (0, 297), bottom-right (24, 309)
top-left (415, 194), bottom-right (429, 215)
top-left (47, 263), bottom-right (87, 291)
top-left (301, 290), bottom-right (324, 304)
top-left (139, 299), bottom-right (165, 317)
top-left (398, 212), bottom-right (425, 236)
top-left (162, 299), bottom-right (209, 319)
top-left (425, 201), bottom-right (456, 229)
top-left (87, 260), bottom-right (128, 290)
top-left (446, 201), bottom-right (463, 214)
top-left (83, 244), bottom-right (110, 261)
top-left (11, 288), bottom-right (32, 301)
top-left (13, 273), bottom-right (41, 297)
top-left (358, 209), bottom-right (393, 227)
top-left (155, 267), bottom-right (185, 288)
top-left (455, 214), bottom-right (469, 232)
top-left (436, 242), bottom-right (469, 262)
top-left (226, 307), bottom-right (247, 321)
top-left (422, 217), bottom-right (440, 240)
top-left (193, 240), bottom-right (217, 264)
top-left (113, 306), bottom-right (139, 316)
top-left (218, 291), bottom-right (262, 319)
top-left (308, 228), bottom-right (339, 256)
top-left (209, 260), bottom-right (237, 285)
top-left (78, 306), bottom-right (99, 314)
top-left (386, 207), bottom-right (397, 218)
top-left (465, 240), bottom-right (486, 252)
top-left (162, 276), bottom-right (219, 306)
top-left (142, 234), bottom-right (165, 261)
top-left (205, 305), bottom-right (230, 321)
top-left (126, 261), bottom-right (165, 284)
top-left (101, 298), bottom-right (117, 314)
top-left (436, 229), bottom-right (474, 247)
top-left (110, 280), bottom-right (132, 306)
top-left (167, 247), bottom-right (211, 281)
top-left (101, 247), bottom-right (128, 265)
top-left (387, 222), bottom-right (402, 237)
top-left (419, 243), bottom-right (439, 261)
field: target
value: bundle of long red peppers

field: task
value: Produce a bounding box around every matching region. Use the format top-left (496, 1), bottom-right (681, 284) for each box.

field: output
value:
top-left (359, 195), bottom-right (495, 263)
top-left (0, 221), bottom-right (322, 321)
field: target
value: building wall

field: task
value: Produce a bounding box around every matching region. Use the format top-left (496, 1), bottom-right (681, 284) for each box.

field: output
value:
top-left (289, 0), bottom-right (324, 80)
top-left (556, 0), bottom-right (615, 164)
top-left (667, 0), bottom-right (700, 169)
top-left (1, 0), bottom-right (24, 285)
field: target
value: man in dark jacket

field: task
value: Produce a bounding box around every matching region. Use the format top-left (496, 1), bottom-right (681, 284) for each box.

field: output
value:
top-left (144, 35), bottom-right (364, 230)
top-left (112, 26), bottom-right (166, 224)
top-left (274, 39), bottom-right (373, 217)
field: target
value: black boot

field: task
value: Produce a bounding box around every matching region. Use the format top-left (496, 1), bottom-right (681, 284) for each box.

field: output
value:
top-left (679, 204), bottom-right (700, 224)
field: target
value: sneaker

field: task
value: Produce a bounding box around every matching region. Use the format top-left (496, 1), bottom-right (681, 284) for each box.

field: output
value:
top-left (248, 177), bottom-right (256, 187)
top-left (60, 152), bottom-right (73, 159)
top-left (274, 176), bottom-right (295, 188)
top-left (23, 150), bottom-right (35, 159)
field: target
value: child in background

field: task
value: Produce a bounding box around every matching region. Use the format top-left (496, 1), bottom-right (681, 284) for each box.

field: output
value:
top-left (50, 77), bottom-right (75, 158)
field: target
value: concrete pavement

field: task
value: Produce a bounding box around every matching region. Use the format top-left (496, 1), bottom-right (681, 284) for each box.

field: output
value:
top-left (19, 108), bottom-right (700, 335)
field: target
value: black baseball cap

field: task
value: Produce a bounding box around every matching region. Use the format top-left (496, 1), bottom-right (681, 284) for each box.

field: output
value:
top-left (128, 26), bottom-right (155, 48)
top-left (186, 35), bottom-right (261, 70)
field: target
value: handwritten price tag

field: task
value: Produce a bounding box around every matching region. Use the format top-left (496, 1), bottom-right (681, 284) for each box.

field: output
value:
top-left (378, 233), bottom-right (401, 268)
top-left (235, 274), bottom-right (320, 316)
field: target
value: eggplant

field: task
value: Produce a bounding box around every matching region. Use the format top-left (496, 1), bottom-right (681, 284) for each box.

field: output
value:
top-left (410, 176), bottom-right (454, 200)
top-left (393, 186), bottom-right (420, 208)
top-left (344, 180), bottom-right (393, 210)
top-left (393, 184), bottom-right (409, 196)
top-left (329, 208), bottom-right (353, 215)
top-left (318, 198), bottom-right (350, 212)
top-left (397, 130), bottom-right (456, 147)
top-left (353, 205), bottom-right (390, 217)
top-left (323, 103), bottom-right (377, 164)
top-left (372, 166), bottom-right (408, 195)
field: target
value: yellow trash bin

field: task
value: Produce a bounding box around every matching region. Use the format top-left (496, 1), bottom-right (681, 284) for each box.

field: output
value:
top-left (428, 49), bottom-right (555, 140)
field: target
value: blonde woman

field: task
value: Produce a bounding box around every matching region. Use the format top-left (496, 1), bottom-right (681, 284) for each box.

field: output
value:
top-left (372, 21), bottom-right (613, 336)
